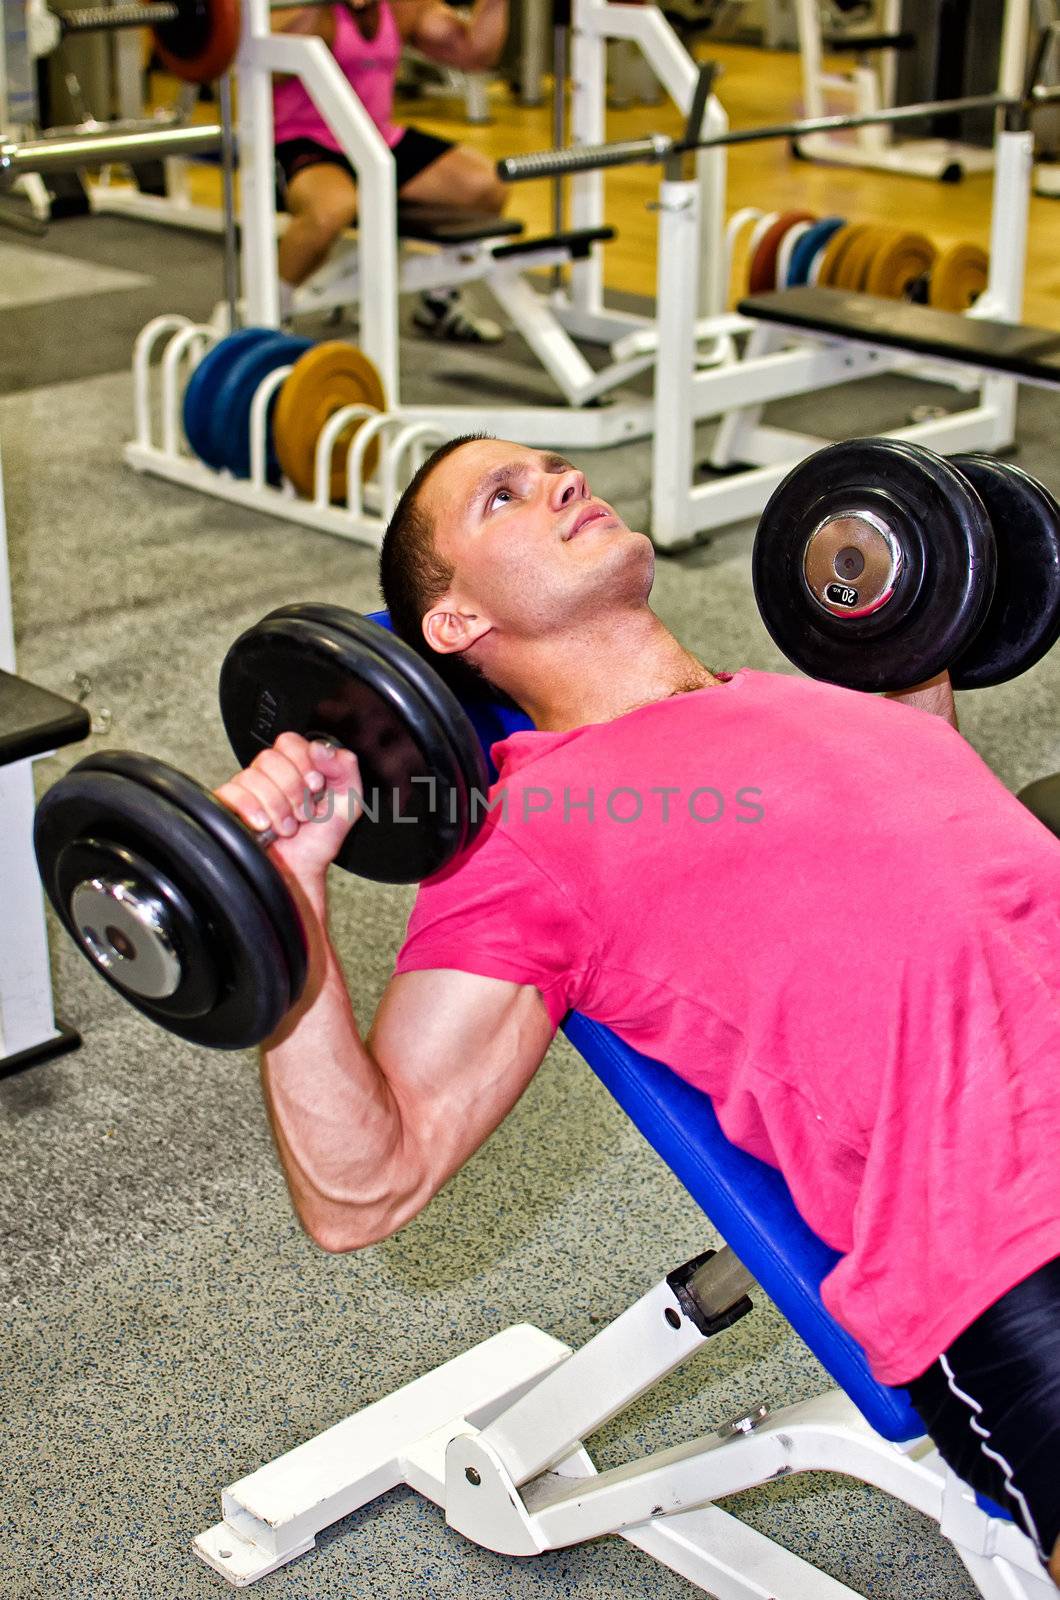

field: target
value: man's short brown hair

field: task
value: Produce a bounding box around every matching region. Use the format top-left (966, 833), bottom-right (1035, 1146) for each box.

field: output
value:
top-left (378, 434), bottom-right (491, 699)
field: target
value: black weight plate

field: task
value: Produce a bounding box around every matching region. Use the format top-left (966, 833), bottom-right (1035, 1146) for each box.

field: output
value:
top-left (55, 835), bottom-right (219, 1018)
top-left (752, 438), bottom-right (995, 692)
top-left (219, 616), bottom-right (468, 882)
top-left (265, 603), bottom-right (490, 840)
top-left (35, 758), bottom-right (291, 1048)
top-left (86, 750), bottom-right (308, 1008)
top-left (948, 456), bottom-right (1060, 690)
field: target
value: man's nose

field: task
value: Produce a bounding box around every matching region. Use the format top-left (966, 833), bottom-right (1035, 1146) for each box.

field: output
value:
top-left (551, 468), bottom-right (589, 508)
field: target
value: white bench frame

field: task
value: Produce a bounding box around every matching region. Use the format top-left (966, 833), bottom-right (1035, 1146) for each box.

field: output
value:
top-left (194, 1245), bottom-right (1054, 1599)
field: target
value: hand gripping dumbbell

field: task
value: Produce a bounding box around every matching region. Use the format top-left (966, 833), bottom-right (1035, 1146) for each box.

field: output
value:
top-left (33, 606), bottom-right (489, 1050)
top-left (752, 439), bottom-right (1060, 693)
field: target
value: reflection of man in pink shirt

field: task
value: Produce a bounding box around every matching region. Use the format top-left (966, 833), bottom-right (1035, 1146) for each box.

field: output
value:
top-left (272, 0), bottom-right (509, 340)
top-left (217, 437), bottom-right (1060, 1583)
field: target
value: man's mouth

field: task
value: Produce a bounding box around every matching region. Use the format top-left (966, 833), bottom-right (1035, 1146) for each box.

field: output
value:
top-left (564, 505), bottom-right (611, 540)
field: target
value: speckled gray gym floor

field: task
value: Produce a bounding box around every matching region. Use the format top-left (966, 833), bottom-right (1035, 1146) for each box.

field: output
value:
top-left (1, 214), bottom-right (1058, 1600)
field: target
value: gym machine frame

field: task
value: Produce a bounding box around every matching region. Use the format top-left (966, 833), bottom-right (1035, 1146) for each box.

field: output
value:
top-left (193, 1242), bottom-right (1053, 1598)
top-left (95, 0), bottom-right (727, 430)
top-left (792, 0), bottom-right (1032, 179)
top-left (497, 60), bottom-right (1060, 545)
top-left (126, 87), bottom-right (1037, 550)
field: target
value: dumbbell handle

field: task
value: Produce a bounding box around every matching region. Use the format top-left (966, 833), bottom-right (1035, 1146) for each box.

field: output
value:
top-left (238, 736), bottom-right (346, 853)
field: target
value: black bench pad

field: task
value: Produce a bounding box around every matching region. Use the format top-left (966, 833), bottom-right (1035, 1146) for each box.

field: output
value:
top-left (395, 204), bottom-right (523, 245)
top-left (1018, 774), bottom-right (1060, 840)
top-left (491, 225), bottom-right (615, 262)
top-left (737, 287), bottom-right (1060, 387)
top-left (0, 671), bottom-right (90, 768)
top-left (823, 31), bottom-right (915, 50)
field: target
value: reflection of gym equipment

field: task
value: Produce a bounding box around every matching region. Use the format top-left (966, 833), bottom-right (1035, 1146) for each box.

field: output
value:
top-left (792, 0), bottom-right (1031, 179)
top-left (0, 440), bottom-right (89, 1077)
top-left (169, 603), bottom-right (1056, 1598)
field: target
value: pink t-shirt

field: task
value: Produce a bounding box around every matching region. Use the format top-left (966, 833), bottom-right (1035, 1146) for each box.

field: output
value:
top-left (396, 670), bottom-right (1060, 1385)
top-left (273, 2), bottom-right (404, 151)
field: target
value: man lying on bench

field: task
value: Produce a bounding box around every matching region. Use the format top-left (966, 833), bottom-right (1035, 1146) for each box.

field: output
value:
top-left (216, 436), bottom-right (1060, 1585)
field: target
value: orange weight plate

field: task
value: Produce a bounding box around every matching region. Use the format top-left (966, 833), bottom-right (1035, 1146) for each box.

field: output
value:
top-left (929, 241), bottom-right (989, 311)
top-left (815, 222), bottom-right (871, 288)
top-left (865, 230), bottom-right (937, 298)
top-left (154, 0), bottom-right (240, 83)
top-left (274, 341), bottom-right (387, 502)
top-left (747, 210), bottom-right (816, 293)
top-left (834, 225), bottom-right (890, 291)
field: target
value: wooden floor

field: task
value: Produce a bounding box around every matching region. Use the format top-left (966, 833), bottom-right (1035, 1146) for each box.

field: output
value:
top-left (168, 38), bottom-right (1060, 326)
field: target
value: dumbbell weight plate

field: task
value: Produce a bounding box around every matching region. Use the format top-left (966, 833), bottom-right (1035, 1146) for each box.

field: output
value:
top-left (273, 342), bottom-right (387, 500)
top-left (269, 604), bottom-right (489, 847)
top-left (220, 613), bottom-right (478, 882)
top-left (35, 757), bottom-right (293, 1048)
top-left (752, 438), bottom-right (996, 693)
top-left (866, 231), bottom-right (936, 299)
top-left (88, 750), bottom-right (309, 1004)
top-left (787, 217), bottom-right (845, 288)
top-left (747, 211), bottom-right (816, 293)
top-left (815, 222), bottom-right (872, 288)
top-left (153, 0), bottom-right (240, 82)
top-left (930, 242), bottom-right (988, 311)
top-left (183, 328), bottom-right (276, 468)
top-left (211, 332), bottom-right (313, 481)
top-left (948, 456), bottom-right (1060, 689)
top-left (835, 226), bottom-right (890, 292)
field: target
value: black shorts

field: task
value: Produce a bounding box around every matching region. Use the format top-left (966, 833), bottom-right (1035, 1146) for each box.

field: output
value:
top-left (275, 127), bottom-right (455, 197)
top-left (903, 1256), bottom-right (1060, 1564)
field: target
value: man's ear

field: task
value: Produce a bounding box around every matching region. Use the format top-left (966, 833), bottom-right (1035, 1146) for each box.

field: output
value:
top-left (423, 604), bottom-right (492, 657)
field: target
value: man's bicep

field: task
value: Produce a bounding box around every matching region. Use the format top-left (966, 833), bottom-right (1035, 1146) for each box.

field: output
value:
top-left (367, 967), bottom-right (555, 1189)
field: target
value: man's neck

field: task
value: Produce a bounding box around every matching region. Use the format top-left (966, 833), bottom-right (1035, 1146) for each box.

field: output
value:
top-left (497, 610), bottom-right (722, 732)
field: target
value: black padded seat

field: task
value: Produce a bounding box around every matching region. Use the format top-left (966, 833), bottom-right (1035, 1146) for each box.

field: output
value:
top-left (0, 671), bottom-right (89, 768)
top-left (491, 225), bottom-right (615, 262)
top-left (823, 31), bottom-right (915, 50)
top-left (737, 287), bottom-right (1060, 388)
top-left (395, 203), bottom-right (523, 245)
top-left (1018, 774), bottom-right (1060, 839)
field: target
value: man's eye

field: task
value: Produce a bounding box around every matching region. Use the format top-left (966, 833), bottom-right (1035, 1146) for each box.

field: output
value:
top-left (488, 487), bottom-right (513, 510)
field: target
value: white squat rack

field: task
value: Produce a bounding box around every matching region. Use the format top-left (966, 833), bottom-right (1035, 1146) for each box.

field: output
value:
top-left (792, 0), bottom-right (1031, 179)
top-left (127, 124), bottom-right (1029, 549)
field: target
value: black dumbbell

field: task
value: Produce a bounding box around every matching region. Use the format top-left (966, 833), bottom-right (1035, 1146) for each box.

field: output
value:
top-left (752, 439), bottom-right (1060, 693)
top-left (33, 607), bottom-right (489, 1050)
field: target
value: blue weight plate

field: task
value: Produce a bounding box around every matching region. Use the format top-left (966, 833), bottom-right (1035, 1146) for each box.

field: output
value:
top-left (209, 333), bottom-right (313, 481)
top-left (787, 216), bottom-right (845, 287)
top-left (183, 327), bottom-right (277, 468)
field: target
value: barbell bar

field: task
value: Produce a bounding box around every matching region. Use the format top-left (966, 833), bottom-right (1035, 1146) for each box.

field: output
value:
top-left (55, 0), bottom-right (335, 31)
top-left (0, 121), bottom-right (221, 183)
top-left (498, 81), bottom-right (1060, 183)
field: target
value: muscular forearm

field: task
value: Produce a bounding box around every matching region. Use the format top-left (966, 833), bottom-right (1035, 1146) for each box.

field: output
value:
top-left (884, 670), bottom-right (959, 731)
top-left (463, 0), bottom-right (507, 65)
top-left (259, 879), bottom-right (421, 1252)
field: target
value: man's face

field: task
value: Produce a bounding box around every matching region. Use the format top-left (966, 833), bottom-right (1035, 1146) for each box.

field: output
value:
top-left (423, 439), bottom-right (654, 650)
